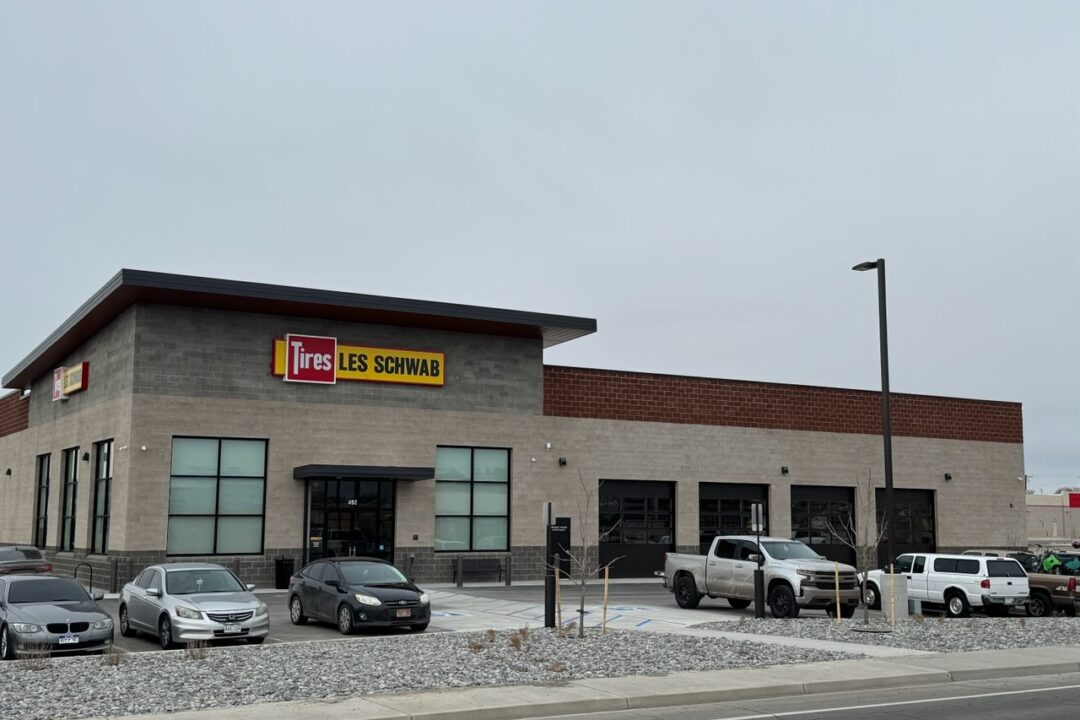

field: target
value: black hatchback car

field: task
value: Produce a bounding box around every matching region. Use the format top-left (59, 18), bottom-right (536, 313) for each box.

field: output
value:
top-left (288, 557), bottom-right (430, 634)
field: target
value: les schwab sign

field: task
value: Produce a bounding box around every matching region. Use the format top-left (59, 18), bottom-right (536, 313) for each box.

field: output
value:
top-left (52, 362), bottom-right (90, 401)
top-left (272, 334), bottom-right (444, 386)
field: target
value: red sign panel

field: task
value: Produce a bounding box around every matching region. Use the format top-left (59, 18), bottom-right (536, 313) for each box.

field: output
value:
top-left (284, 334), bottom-right (337, 384)
top-left (1068, 493), bottom-right (1080, 509)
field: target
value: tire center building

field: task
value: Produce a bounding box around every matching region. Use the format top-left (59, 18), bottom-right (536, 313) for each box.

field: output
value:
top-left (0, 270), bottom-right (1026, 589)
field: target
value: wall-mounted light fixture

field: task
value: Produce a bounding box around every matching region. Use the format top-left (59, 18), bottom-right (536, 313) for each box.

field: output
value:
top-left (780, 466), bottom-right (789, 475)
top-left (944, 473), bottom-right (952, 482)
top-left (558, 457), bottom-right (567, 467)
top-left (4, 468), bottom-right (10, 476)
top-left (81, 451), bottom-right (90, 462)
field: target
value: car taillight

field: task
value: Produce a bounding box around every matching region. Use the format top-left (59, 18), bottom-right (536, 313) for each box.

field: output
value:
top-left (0, 567), bottom-right (8, 575)
top-left (1070, 577), bottom-right (1077, 593)
top-left (37, 564), bottom-right (52, 572)
top-left (980, 578), bottom-right (991, 589)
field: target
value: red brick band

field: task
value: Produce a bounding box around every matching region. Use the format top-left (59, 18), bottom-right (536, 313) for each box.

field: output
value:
top-left (0, 391), bottom-right (29, 440)
top-left (543, 366), bottom-right (1022, 444)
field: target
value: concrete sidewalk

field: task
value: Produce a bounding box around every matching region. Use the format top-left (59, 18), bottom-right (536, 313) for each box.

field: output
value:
top-left (109, 644), bottom-right (1080, 720)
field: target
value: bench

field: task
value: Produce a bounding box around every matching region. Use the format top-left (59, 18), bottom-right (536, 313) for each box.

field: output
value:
top-left (452, 556), bottom-right (504, 586)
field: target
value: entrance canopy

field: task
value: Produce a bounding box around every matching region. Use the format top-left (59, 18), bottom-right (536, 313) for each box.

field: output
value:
top-left (293, 465), bottom-right (434, 481)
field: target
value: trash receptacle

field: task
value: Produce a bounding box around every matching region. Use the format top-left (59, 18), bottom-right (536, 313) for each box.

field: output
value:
top-left (274, 557), bottom-right (294, 590)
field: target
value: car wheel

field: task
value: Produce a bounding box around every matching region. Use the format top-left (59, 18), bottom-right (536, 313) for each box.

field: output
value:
top-left (119, 604), bottom-right (136, 637)
top-left (768, 584), bottom-right (799, 619)
top-left (0, 626), bottom-right (14, 661)
top-left (674, 575), bottom-right (701, 609)
top-left (159, 616), bottom-right (177, 650)
top-left (337, 604), bottom-right (355, 635)
top-left (727, 598), bottom-right (752, 610)
top-left (945, 592), bottom-right (970, 618)
top-left (863, 583), bottom-right (881, 610)
top-left (247, 637), bottom-right (266, 645)
top-left (840, 604), bottom-right (857, 619)
top-left (289, 595), bottom-right (308, 625)
top-left (410, 623), bottom-right (429, 632)
top-left (1026, 592), bottom-right (1054, 618)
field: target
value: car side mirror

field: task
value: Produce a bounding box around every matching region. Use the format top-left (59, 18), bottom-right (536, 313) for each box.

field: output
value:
top-left (326, 579), bottom-right (339, 589)
top-left (246, 584), bottom-right (256, 591)
top-left (748, 553), bottom-right (761, 563)
top-left (92, 592), bottom-right (104, 601)
top-left (147, 588), bottom-right (161, 597)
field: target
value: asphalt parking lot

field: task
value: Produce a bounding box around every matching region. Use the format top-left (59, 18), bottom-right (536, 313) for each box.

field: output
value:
top-left (100, 580), bottom-right (746, 653)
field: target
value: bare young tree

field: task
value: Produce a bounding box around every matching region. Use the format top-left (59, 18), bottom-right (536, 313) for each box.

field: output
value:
top-left (549, 471), bottom-right (621, 638)
top-left (825, 470), bottom-right (887, 624)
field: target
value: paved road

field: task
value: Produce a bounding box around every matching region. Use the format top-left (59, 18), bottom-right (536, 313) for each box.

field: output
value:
top-left (530, 671), bottom-right (1080, 720)
top-left (102, 581), bottom-right (755, 652)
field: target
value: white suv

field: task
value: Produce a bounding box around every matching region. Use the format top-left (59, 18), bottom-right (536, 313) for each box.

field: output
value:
top-left (864, 553), bottom-right (1029, 618)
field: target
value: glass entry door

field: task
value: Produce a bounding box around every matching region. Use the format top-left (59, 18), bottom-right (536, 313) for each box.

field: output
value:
top-left (307, 479), bottom-right (395, 562)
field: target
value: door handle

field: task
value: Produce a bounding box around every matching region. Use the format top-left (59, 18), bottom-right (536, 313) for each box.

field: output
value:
top-left (735, 563), bottom-right (744, 568)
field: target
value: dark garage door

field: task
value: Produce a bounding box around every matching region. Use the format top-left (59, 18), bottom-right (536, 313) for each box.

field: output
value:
top-left (699, 483), bottom-right (769, 554)
top-left (876, 488), bottom-right (936, 568)
top-left (791, 485), bottom-right (856, 566)
top-left (599, 480), bottom-right (675, 578)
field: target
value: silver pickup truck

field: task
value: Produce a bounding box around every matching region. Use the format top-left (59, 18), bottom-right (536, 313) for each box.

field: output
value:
top-left (662, 535), bottom-right (861, 618)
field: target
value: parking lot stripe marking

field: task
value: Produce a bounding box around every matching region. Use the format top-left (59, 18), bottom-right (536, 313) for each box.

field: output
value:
top-left (635, 619), bottom-right (653, 627)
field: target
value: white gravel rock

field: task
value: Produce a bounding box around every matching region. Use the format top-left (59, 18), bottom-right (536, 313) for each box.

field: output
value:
top-left (0, 629), bottom-right (859, 720)
top-left (698, 616), bottom-right (1080, 653)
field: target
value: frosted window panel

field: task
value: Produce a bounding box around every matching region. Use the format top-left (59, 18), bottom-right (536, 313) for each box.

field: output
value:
top-left (472, 518), bottom-right (508, 550)
top-left (435, 447), bottom-right (471, 480)
top-left (219, 479), bottom-right (264, 514)
top-left (473, 483), bottom-right (507, 515)
top-left (171, 439), bottom-right (218, 476)
top-left (435, 482), bottom-right (470, 515)
top-left (167, 517), bottom-right (215, 555)
top-left (169, 478), bottom-right (217, 514)
top-left (434, 518), bottom-right (470, 551)
top-left (220, 440), bottom-right (266, 477)
top-left (473, 449), bottom-right (508, 482)
top-left (216, 517), bottom-right (263, 554)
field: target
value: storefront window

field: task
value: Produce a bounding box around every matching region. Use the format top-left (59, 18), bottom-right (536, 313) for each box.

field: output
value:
top-left (434, 446), bottom-right (509, 551)
top-left (33, 454), bottom-right (50, 550)
top-left (91, 439), bottom-right (113, 554)
top-left (167, 437), bottom-right (267, 555)
top-left (59, 448), bottom-right (78, 551)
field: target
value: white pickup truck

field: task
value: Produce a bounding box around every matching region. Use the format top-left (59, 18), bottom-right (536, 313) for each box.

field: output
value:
top-left (662, 535), bottom-right (861, 618)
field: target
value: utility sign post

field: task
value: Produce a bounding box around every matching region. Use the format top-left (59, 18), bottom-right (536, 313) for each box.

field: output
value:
top-left (750, 502), bottom-right (766, 619)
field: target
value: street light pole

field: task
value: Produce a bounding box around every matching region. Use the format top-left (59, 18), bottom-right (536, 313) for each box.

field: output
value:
top-left (853, 258), bottom-right (895, 569)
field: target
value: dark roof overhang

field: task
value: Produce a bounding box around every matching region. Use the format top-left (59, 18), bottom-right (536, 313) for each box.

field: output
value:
top-left (293, 465), bottom-right (435, 481)
top-left (2, 269), bottom-right (597, 389)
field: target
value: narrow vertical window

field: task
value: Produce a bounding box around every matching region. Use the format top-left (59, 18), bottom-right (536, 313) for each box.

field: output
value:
top-left (33, 454), bottom-right (50, 550)
top-left (91, 440), bottom-right (113, 554)
top-left (59, 447), bottom-right (78, 551)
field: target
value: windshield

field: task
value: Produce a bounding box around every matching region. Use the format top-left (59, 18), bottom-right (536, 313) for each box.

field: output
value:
top-left (987, 560), bottom-right (1026, 578)
top-left (8, 578), bottom-right (88, 604)
top-left (340, 562), bottom-right (408, 586)
top-left (761, 541), bottom-right (822, 561)
top-left (166, 569), bottom-right (245, 595)
top-left (0, 547), bottom-right (43, 562)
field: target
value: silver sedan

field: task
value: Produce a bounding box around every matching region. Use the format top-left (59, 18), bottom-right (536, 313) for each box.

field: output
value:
top-left (0, 575), bottom-right (114, 659)
top-left (119, 563), bottom-right (269, 649)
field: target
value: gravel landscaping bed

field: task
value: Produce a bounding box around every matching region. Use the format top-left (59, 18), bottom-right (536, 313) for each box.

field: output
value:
top-left (0, 628), bottom-right (861, 720)
top-left (696, 616), bottom-right (1080, 653)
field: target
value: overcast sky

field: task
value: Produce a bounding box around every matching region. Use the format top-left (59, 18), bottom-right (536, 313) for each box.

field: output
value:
top-left (1, 2), bottom-right (1076, 491)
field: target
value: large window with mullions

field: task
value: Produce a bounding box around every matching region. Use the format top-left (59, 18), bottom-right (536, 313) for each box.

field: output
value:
top-left (167, 437), bottom-right (267, 555)
top-left (434, 446), bottom-right (509, 552)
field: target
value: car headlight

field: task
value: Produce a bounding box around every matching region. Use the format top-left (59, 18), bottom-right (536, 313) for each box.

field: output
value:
top-left (354, 593), bottom-right (382, 606)
top-left (419, 593), bottom-right (430, 606)
top-left (796, 569), bottom-right (813, 578)
top-left (255, 600), bottom-right (269, 617)
top-left (93, 618), bottom-right (113, 631)
top-left (175, 606), bottom-right (202, 620)
top-left (11, 623), bottom-right (40, 634)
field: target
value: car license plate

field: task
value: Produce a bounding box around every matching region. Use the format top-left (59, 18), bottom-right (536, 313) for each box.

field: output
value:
top-left (58, 634), bottom-right (78, 645)
top-left (223, 624), bottom-right (241, 634)
top-left (395, 609), bottom-right (411, 618)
